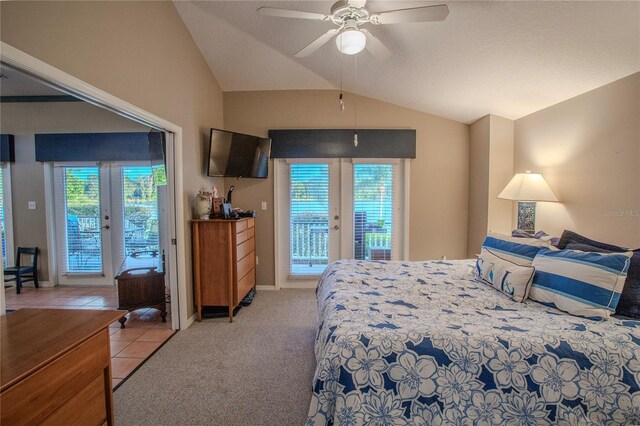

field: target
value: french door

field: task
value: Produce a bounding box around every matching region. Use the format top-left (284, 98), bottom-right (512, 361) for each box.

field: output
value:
top-left (276, 159), bottom-right (406, 288)
top-left (54, 163), bottom-right (160, 285)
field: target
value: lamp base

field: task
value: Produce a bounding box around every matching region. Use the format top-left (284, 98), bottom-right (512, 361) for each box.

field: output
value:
top-left (517, 201), bottom-right (536, 234)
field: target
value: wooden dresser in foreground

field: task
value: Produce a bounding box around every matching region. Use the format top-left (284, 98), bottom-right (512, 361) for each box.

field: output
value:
top-left (1, 309), bottom-right (125, 426)
top-left (192, 218), bottom-right (256, 322)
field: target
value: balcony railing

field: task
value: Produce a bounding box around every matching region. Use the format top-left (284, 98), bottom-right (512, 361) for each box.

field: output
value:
top-left (290, 214), bottom-right (391, 269)
top-left (291, 217), bottom-right (328, 265)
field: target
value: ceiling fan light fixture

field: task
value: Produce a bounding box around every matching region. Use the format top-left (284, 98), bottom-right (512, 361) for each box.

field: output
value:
top-left (336, 28), bottom-right (366, 55)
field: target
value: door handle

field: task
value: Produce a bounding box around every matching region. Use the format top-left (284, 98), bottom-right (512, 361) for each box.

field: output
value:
top-left (101, 224), bottom-right (110, 230)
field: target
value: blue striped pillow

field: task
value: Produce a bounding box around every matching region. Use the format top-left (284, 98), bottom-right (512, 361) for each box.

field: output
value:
top-left (529, 247), bottom-right (632, 319)
top-left (482, 233), bottom-right (550, 266)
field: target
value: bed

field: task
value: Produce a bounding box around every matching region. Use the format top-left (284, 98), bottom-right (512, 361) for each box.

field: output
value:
top-left (307, 259), bottom-right (640, 425)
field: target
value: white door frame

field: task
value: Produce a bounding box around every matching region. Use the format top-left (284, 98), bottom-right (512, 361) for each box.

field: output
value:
top-left (0, 42), bottom-right (187, 330)
top-left (1, 162), bottom-right (15, 267)
top-left (273, 158), bottom-right (410, 290)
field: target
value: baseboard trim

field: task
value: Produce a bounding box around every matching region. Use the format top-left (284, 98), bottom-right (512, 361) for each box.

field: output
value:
top-left (279, 282), bottom-right (317, 289)
top-left (5, 280), bottom-right (54, 289)
top-left (256, 285), bottom-right (277, 291)
top-left (183, 313), bottom-right (196, 330)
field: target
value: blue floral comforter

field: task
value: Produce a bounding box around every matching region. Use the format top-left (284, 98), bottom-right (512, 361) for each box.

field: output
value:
top-left (307, 259), bottom-right (640, 425)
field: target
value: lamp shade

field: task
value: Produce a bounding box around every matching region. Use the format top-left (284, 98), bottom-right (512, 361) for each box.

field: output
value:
top-left (336, 28), bottom-right (366, 55)
top-left (498, 172), bottom-right (558, 202)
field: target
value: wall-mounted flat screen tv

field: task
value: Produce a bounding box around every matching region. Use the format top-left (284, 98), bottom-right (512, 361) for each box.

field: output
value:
top-left (207, 128), bottom-right (271, 179)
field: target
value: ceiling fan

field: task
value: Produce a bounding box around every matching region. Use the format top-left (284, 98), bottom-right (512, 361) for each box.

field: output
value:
top-left (257, 0), bottom-right (449, 60)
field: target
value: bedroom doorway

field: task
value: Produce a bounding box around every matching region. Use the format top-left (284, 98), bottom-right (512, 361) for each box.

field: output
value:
top-left (275, 158), bottom-right (407, 288)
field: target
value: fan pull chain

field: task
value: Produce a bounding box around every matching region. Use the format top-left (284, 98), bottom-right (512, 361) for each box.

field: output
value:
top-left (354, 53), bottom-right (358, 147)
top-left (339, 36), bottom-right (345, 112)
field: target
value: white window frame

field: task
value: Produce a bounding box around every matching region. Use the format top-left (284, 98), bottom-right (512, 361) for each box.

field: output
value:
top-left (273, 157), bottom-right (410, 290)
top-left (52, 162), bottom-right (114, 284)
top-left (1, 163), bottom-right (15, 267)
top-left (341, 159), bottom-right (407, 261)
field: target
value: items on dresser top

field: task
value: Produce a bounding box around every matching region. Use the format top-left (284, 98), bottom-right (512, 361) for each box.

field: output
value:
top-left (1, 309), bottom-right (125, 426)
top-left (192, 218), bottom-right (257, 323)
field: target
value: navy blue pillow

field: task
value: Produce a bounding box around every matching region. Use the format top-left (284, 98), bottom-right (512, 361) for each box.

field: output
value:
top-left (565, 242), bottom-right (612, 253)
top-left (558, 230), bottom-right (639, 319)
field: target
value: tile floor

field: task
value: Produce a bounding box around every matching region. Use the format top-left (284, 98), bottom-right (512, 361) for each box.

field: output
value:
top-left (4, 284), bottom-right (175, 389)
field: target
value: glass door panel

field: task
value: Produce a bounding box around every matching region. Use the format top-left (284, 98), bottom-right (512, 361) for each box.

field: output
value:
top-left (63, 167), bottom-right (103, 273)
top-left (289, 163), bottom-right (330, 275)
top-left (353, 164), bottom-right (394, 260)
top-left (55, 165), bottom-right (113, 285)
top-left (121, 166), bottom-right (160, 257)
top-left (1, 166), bottom-right (6, 267)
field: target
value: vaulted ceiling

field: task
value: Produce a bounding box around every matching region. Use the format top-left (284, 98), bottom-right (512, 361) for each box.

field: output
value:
top-left (175, 1), bottom-right (639, 124)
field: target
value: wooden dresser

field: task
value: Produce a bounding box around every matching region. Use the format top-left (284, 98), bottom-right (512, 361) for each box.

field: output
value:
top-left (1, 309), bottom-right (125, 426)
top-left (192, 218), bottom-right (256, 322)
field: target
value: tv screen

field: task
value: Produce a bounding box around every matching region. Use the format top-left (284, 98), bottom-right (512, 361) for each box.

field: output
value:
top-left (207, 129), bottom-right (271, 178)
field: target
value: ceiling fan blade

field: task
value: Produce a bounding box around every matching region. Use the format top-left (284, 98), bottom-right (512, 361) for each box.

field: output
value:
top-left (295, 29), bottom-right (339, 57)
top-left (257, 7), bottom-right (329, 21)
top-left (361, 29), bottom-right (391, 61)
top-left (371, 4), bottom-right (449, 25)
top-left (347, 0), bottom-right (367, 8)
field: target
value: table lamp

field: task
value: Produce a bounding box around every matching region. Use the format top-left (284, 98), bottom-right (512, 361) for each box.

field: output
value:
top-left (498, 171), bottom-right (558, 233)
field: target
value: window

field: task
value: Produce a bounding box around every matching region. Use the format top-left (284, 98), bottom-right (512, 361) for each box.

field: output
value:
top-left (289, 163), bottom-right (330, 276)
top-left (353, 164), bottom-right (394, 261)
top-left (61, 167), bottom-right (103, 273)
top-left (121, 166), bottom-right (160, 256)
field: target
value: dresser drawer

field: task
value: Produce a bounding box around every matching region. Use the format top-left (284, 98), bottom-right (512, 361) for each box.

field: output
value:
top-left (1, 330), bottom-right (110, 425)
top-left (235, 220), bottom-right (248, 234)
top-left (247, 218), bottom-right (255, 229)
top-left (236, 230), bottom-right (248, 245)
top-left (237, 251), bottom-right (255, 282)
top-left (41, 374), bottom-right (107, 426)
top-left (236, 238), bottom-right (255, 261)
top-left (235, 267), bottom-right (256, 305)
top-left (247, 226), bottom-right (255, 239)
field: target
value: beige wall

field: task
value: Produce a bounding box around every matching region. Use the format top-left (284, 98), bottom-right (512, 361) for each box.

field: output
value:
top-left (514, 72), bottom-right (640, 248)
top-left (224, 90), bottom-right (470, 287)
top-left (487, 115), bottom-right (514, 236)
top-left (467, 115), bottom-right (514, 257)
top-left (467, 116), bottom-right (490, 257)
top-left (1, 1), bottom-right (224, 317)
top-left (0, 101), bottom-right (148, 282)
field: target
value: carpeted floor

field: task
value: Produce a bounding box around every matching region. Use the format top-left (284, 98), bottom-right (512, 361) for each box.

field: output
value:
top-left (114, 289), bottom-right (317, 426)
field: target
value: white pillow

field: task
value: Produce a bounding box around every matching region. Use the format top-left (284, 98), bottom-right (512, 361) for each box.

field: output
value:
top-left (481, 232), bottom-right (550, 266)
top-left (475, 247), bottom-right (536, 302)
top-left (529, 247), bottom-right (632, 319)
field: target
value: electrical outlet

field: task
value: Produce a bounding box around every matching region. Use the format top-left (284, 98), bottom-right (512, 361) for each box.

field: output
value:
top-left (256, 256), bottom-right (259, 265)
top-left (441, 255), bottom-right (447, 260)
top-left (28, 201), bottom-right (37, 210)
top-left (261, 201), bottom-right (267, 210)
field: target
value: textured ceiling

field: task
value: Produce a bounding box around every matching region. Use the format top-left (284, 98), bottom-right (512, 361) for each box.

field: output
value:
top-left (175, 1), bottom-right (640, 123)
